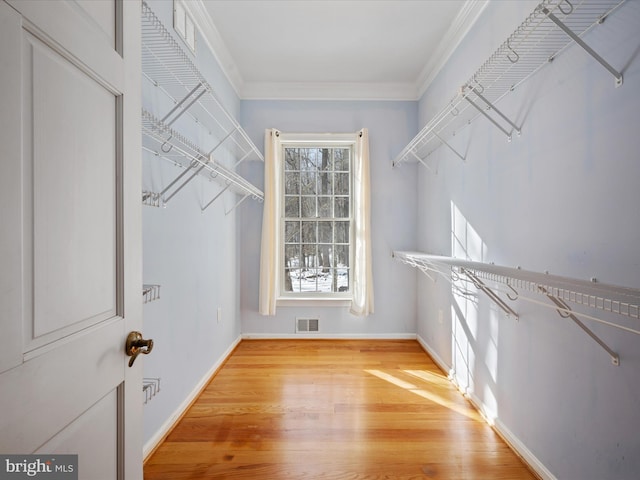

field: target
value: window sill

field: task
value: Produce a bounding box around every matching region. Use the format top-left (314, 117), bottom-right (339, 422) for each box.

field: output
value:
top-left (277, 297), bottom-right (351, 308)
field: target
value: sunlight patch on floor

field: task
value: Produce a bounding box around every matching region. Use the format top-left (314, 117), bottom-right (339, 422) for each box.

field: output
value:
top-left (365, 369), bottom-right (482, 421)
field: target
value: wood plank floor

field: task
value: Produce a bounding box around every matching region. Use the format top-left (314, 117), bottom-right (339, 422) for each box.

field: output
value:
top-left (144, 340), bottom-right (537, 479)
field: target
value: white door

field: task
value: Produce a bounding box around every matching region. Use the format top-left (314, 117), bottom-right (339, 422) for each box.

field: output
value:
top-left (0, 1), bottom-right (143, 478)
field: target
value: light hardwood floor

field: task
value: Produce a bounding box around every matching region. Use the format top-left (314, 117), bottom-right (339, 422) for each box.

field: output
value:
top-left (144, 340), bottom-right (538, 479)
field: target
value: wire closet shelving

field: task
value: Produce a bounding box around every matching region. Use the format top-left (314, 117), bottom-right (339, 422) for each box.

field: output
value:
top-left (392, 0), bottom-right (625, 170)
top-left (143, 284), bottom-right (161, 304)
top-left (143, 377), bottom-right (161, 404)
top-left (141, 1), bottom-right (263, 211)
top-left (393, 251), bottom-right (640, 366)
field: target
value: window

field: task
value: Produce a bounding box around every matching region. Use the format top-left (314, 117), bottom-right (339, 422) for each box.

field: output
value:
top-left (174, 0), bottom-right (196, 53)
top-left (282, 143), bottom-right (353, 297)
top-left (259, 129), bottom-right (373, 316)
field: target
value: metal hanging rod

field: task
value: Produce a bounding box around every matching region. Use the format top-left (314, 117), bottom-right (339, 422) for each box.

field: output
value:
top-left (141, 1), bottom-right (263, 165)
top-left (393, 0), bottom-right (626, 169)
top-left (393, 251), bottom-right (640, 365)
top-left (142, 109), bottom-right (264, 208)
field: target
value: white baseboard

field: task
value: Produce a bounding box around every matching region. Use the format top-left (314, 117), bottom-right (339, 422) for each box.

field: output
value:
top-left (416, 334), bottom-right (454, 377)
top-left (493, 417), bottom-right (557, 480)
top-left (143, 335), bottom-right (242, 459)
top-left (416, 334), bottom-right (554, 480)
top-left (241, 332), bottom-right (417, 340)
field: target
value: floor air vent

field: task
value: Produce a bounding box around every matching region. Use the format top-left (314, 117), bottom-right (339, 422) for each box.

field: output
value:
top-left (296, 317), bottom-right (319, 333)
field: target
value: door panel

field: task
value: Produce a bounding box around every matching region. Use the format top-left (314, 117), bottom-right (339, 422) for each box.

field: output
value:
top-left (36, 387), bottom-right (120, 479)
top-left (0, 319), bottom-right (123, 454)
top-left (29, 30), bottom-right (117, 343)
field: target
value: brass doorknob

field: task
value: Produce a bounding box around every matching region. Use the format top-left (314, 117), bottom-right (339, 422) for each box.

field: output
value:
top-left (126, 331), bottom-right (154, 367)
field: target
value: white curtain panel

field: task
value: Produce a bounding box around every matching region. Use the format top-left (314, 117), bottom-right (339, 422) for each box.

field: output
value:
top-left (351, 128), bottom-right (374, 316)
top-left (258, 129), bottom-right (281, 315)
top-left (258, 128), bottom-right (374, 316)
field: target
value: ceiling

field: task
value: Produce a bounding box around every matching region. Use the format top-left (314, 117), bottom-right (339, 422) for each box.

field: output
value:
top-left (185, 1), bottom-right (488, 100)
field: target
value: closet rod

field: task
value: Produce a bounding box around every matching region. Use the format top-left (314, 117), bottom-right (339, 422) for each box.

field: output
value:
top-left (393, 251), bottom-right (639, 365)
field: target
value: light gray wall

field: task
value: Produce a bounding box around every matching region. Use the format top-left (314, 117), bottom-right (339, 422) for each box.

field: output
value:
top-left (238, 100), bottom-right (419, 336)
top-left (141, 0), bottom-right (244, 448)
top-left (416, 2), bottom-right (640, 479)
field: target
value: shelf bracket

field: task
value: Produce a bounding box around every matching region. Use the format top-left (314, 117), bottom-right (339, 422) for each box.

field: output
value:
top-left (434, 132), bottom-right (465, 162)
top-left (201, 183), bottom-right (231, 212)
top-left (464, 88), bottom-right (519, 140)
top-left (539, 286), bottom-right (620, 365)
top-left (233, 148), bottom-right (254, 168)
top-left (410, 150), bottom-right (433, 172)
top-left (161, 82), bottom-right (207, 126)
top-left (225, 192), bottom-right (251, 215)
top-left (541, 7), bottom-right (623, 87)
top-left (161, 158), bottom-right (207, 204)
top-left (461, 268), bottom-right (519, 319)
top-left (209, 126), bottom-right (238, 157)
top-left (472, 88), bottom-right (521, 137)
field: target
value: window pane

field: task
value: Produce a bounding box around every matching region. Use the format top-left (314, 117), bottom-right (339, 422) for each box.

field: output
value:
top-left (334, 148), bottom-right (350, 171)
top-left (285, 196), bottom-right (299, 217)
top-left (334, 245), bottom-right (349, 267)
top-left (301, 196), bottom-right (316, 218)
top-left (318, 221), bottom-right (332, 243)
top-left (318, 245), bottom-right (331, 271)
top-left (335, 173), bottom-right (349, 195)
top-left (335, 221), bottom-right (349, 243)
top-left (284, 270), bottom-right (293, 291)
top-left (284, 171), bottom-right (299, 194)
top-left (300, 148), bottom-right (318, 170)
top-left (318, 171), bottom-right (332, 195)
top-left (285, 244), bottom-right (300, 267)
top-left (285, 221), bottom-right (300, 243)
top-left (284, 148), bottom-right (299, 170)
top-left (337, 269), bottom-right (349, 292)
top-left (335, 197), bottom-right (349, 218)
top-left (318, 196), bottom-right (332, 217)
top-left (320, 148), bottom-right (332, 171)
top-left (301, 221), bottom-right (316, 243)
top-left (300, 171), bottom-right (316, 195)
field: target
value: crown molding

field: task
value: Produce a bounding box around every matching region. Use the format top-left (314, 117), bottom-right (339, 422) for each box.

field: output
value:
top-left (416, 0), bottom-right (489, 99)
top-left (185, 0), bottom-right (486, 101)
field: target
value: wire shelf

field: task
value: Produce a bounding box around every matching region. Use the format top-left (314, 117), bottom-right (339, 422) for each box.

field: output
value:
top-left (143, 377), bottom-right (161, 404)
top-left (394, 250), bottom-right (640, 365)
top-left (142, 109), bottom-right (264, 208)
top-left (393, 0), bottom-right (625, 168)
top-left (141, 0), bottom-right (263, 165)
top-left (394, 251), bottom-right (640, 322)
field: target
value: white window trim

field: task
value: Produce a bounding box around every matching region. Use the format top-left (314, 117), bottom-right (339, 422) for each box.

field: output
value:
top-left (277, 133), bottom-right (358, 303)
